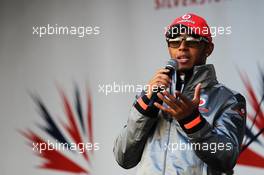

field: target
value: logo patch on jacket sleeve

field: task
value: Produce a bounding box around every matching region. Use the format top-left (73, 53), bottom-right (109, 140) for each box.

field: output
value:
top-left (233, 106), bottom-right (246, 118)
top-left (198, 97), bottom-right (209, 113)
top-left (199, 98), bottom-right (206, 106)
top-left (232, 94), bottom-right (246, 118)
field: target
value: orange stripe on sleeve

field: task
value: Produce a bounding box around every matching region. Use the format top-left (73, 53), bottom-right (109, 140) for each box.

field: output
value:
top-left (137, 97), bottom-right (148, 110)
top-left (184, 116), bottom-right (201, 129)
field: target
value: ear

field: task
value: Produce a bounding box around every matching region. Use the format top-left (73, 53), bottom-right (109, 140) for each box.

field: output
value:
top-left (205, 43), bottom-right (214, 57)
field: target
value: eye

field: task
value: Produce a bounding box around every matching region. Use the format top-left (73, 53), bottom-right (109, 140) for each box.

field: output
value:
top-left (168, 41), bottom-right (181, 48)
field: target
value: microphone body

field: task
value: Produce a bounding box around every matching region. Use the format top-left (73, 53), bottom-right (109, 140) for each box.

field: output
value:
top-left (165, 59), bottom-right (177, 79)
top-left (149, 59), bottom-right (178, 105)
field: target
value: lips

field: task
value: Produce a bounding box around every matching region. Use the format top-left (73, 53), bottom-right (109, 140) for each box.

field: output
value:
top-left (177, 55), bottom-right (190, 64)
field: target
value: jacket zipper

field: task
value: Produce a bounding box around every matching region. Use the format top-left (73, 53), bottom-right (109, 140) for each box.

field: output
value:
top-left (162, 74), bottom-right (185, 175)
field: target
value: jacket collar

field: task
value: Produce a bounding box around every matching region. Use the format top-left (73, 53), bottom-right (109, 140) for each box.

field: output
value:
top-left (180, 64), bottom-right (218, 96)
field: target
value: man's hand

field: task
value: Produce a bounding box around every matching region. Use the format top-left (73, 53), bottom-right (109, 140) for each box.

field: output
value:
top-left (146, 68), bottom-right (171, 99)
top-left (154, 83), bottom-right (201, 120)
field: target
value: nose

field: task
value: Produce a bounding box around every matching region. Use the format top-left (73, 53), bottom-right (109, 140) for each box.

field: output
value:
top-left (178, 40), bottom-right (188, 51)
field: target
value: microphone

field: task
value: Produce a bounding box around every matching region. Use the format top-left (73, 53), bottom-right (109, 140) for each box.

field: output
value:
top-left (165, 59), bottom-right (178, 80)
top-left (149, 59), bottom-right (178, 105)
top-left (165, 59), bottom-right (178, 94)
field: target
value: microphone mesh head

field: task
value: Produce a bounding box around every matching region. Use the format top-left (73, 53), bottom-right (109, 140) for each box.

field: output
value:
top-left (166, 59), bottom-right (178, 70)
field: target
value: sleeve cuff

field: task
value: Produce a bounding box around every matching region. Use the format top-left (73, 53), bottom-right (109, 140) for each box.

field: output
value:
top-left (134, 95), bottom-right (160, 117)
top-left (178, 110), bottom-right (207, 134)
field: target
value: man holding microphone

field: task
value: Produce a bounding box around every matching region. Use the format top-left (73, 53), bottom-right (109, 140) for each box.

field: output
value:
top-left (114, 13), bottom-right (246, 175)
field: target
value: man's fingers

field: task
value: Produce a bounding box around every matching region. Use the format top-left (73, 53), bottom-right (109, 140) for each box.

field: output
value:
top-left (154, 74), bottom-right (171, 83)
top-left (193, 83), bottom-right (202, 104)
top-left (154, 102), bottom-right (175, 116)
top-left (175, 91), bottom-right (192, 106)
top-left (157, 92), bottom-right (175, 108)
top-left (156, 79), bottom-right (170, 87)
top-left (158, 92), bottom-right (185, 112)
top-left (159, 92), bottom-right (180, 109)
top-left (156, 68), bottom-right (170, 75)
top-left (163, 91), bottom-right (185, 109)
top-left (163, 91), bottom-right (175, 100)
top-left (154, 102), bottom-right (168, 112)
